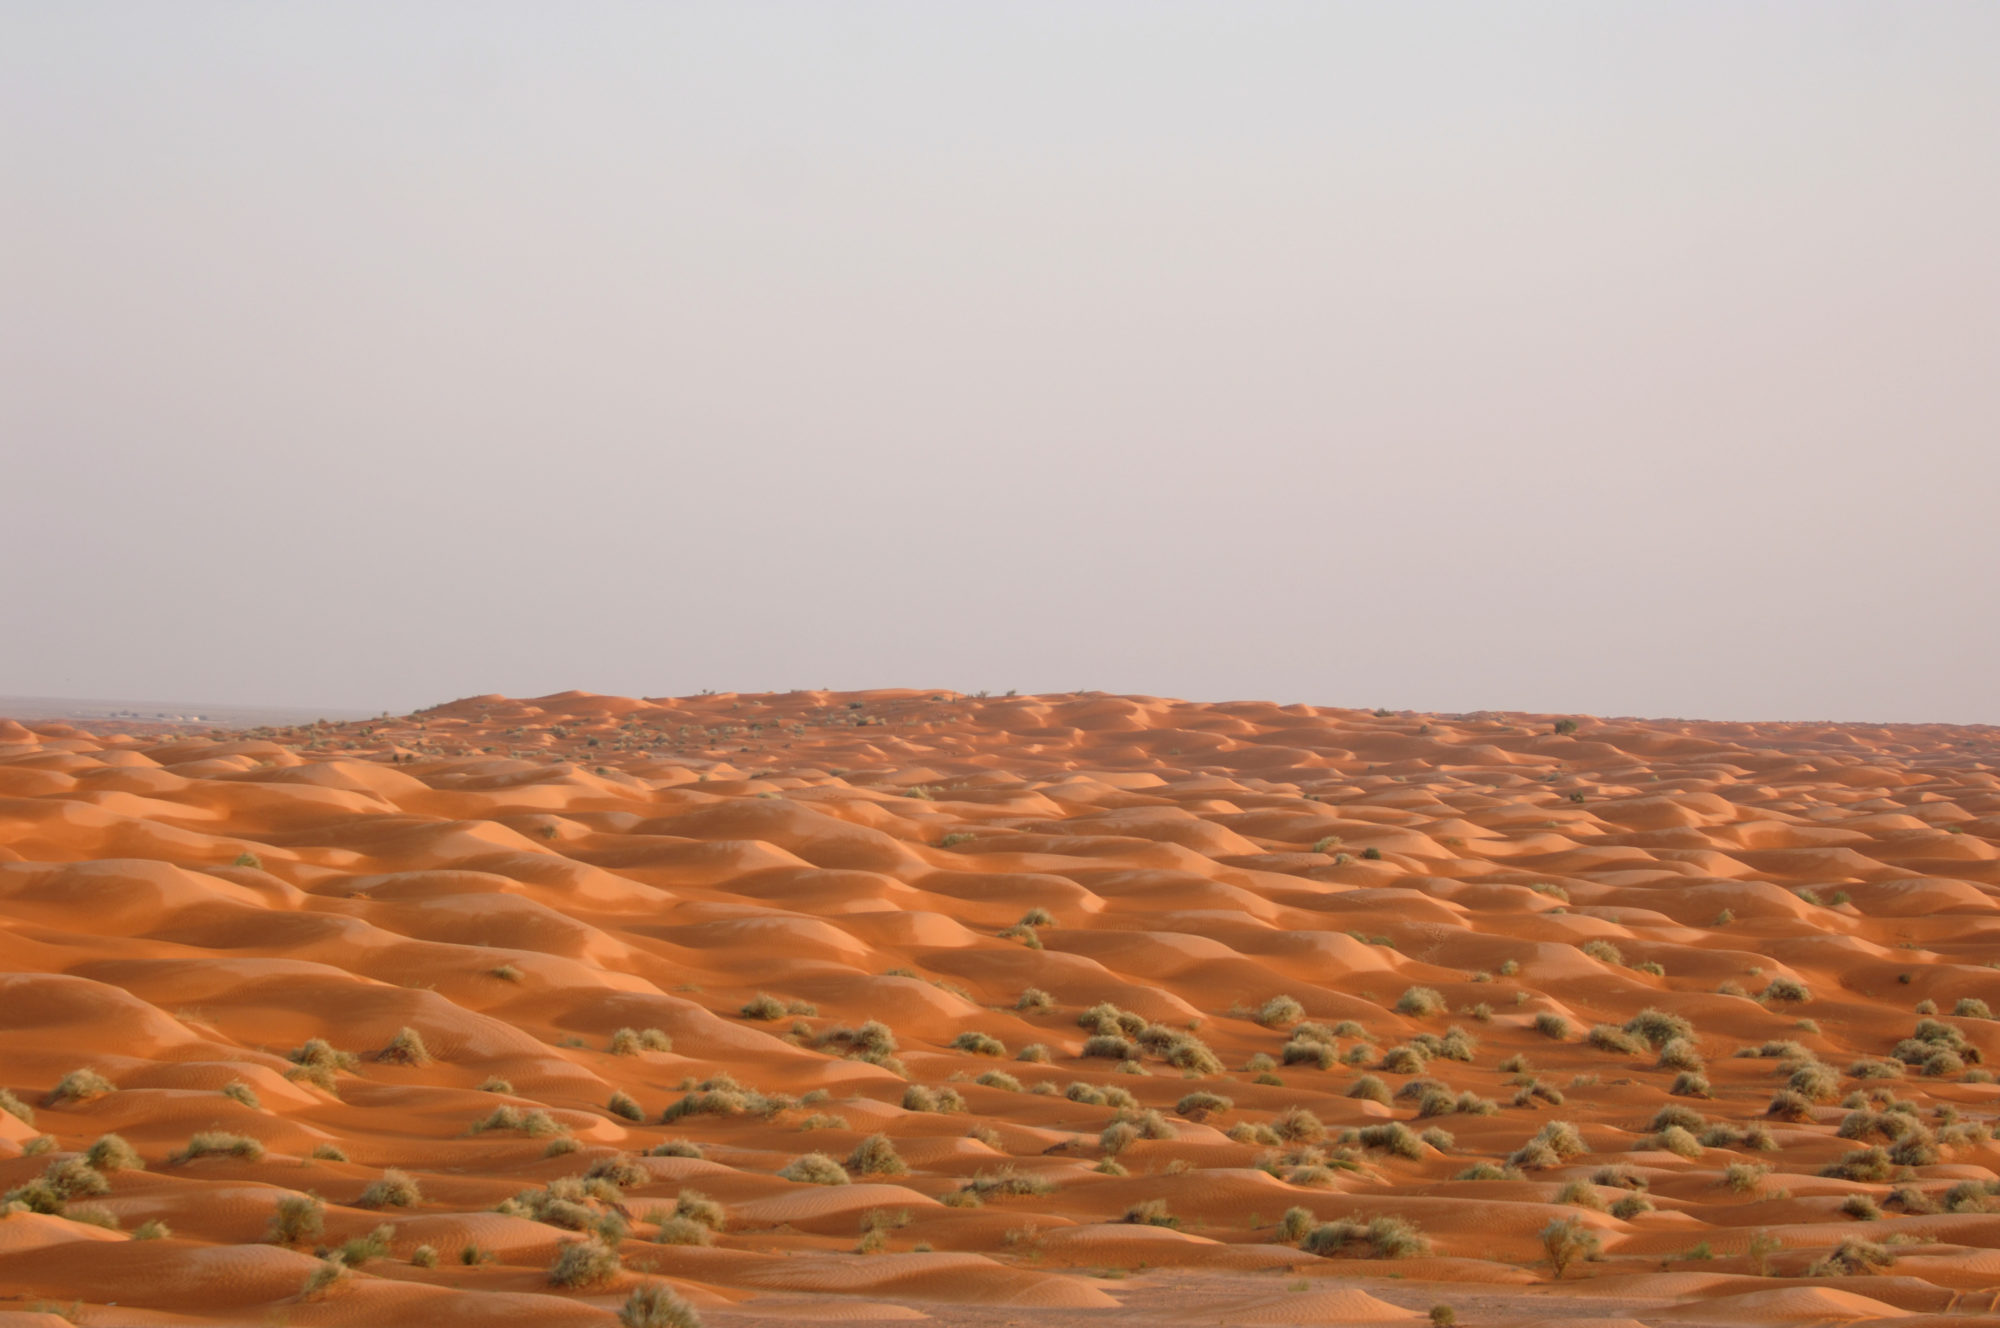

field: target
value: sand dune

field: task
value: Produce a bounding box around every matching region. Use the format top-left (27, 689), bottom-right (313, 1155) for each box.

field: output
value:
top-left (2, 691), bottom-right (1998, 1324)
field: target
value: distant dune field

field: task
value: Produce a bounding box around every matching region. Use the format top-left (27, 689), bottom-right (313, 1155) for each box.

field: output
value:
top-left (2, 690), bottom-right (1998, 1326)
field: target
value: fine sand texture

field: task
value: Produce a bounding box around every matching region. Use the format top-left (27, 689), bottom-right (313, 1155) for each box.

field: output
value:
top-left (2, 690), bottom-right (1999, 1326)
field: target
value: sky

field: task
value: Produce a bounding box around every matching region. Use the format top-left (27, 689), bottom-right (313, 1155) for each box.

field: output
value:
top-left (4, 3), bottom-right (1997, 723)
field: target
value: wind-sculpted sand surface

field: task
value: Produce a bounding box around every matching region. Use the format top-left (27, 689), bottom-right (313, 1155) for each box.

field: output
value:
top-left (3, 690), bottom-right (2000, 1326)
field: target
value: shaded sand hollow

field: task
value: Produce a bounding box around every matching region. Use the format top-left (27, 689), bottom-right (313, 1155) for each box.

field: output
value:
top-left (2, 689), bottom-right (2000, 1326)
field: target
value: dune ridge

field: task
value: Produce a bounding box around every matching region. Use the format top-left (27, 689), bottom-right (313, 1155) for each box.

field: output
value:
top-left (1, 690), bottom-right (1998, 1325)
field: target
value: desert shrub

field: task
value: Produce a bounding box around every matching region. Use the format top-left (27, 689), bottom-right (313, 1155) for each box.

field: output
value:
top-left (620, 1283), bottom-right (703, 1328)
top-left (1724, 1162), bottom-right (1770, 1194)
top-left (0, 1088), bottom-right (34, 1126)
top-left (952, 1031), bottom-right (1006, 1057)
top-left (1303, 1214), bottom-right (1430, 1259)
top-left (300, 1257), bottom-right (349, 1300)
top-left (1380, 1046), bottom-right (1427, 1074)
top-left (1761, 976), bottom-right (1811, 1004)
top-left (1610, 1194), bottom-right (1653, 1219)
top-left (975, 1069), bottom-right (1022, 1092)
top-left (740, 994), bottom-right (787, 1020)
top-left (1557, 1179), bottom-right (1603, 1210)
top-left (1083, 1034), bottom-right (1137, 1061)
top-left (311, 1143), bottom-right (349, 1161)
top-left (901, 1085), bottom-right (967, 1114)
top-left (1533, 1013), bottom-right (1570, 1041)
top-left (846, 1134), bottom-right (907, 1176)
top-left (46, 1068), bottom-right (116, 1106)
top-left (1358, 1122), bottom-right (1425, 1160)
top-left (548, 1237), bottom-right (621, 1288)
top-left (1670, 1072), bottom-right (1713, 1099)
top-left (1540, 1215), bottom-right (1600, 1279)
top-left (84, 1134), bottom-right (143, 1172)
top-left (1848, 1058), bottom-right (1904, 1080)
top-left (1649, 1104), bottom-right (1706, 1133)
top-left (546, 1137), bottom-right (581, 1157)
top-left (779, 1152), bottom-right (851, 1186)
top-left (1282, 1039), bottom-right (1336, 1070)
top-left (1176, 1091), bottom-right (1233, 1120)
top-left (586, 1154), bottom-right (649, 1188)
top-left (133, 1219), bottom-right (170, 1239)
top-left (1257, 994), bottom-right (1306, 1026)
top-left (1123, 1198), bottom-right (1178, 1228)
top-left (608, 1091), bottom-right (645, 1122)
top-left (1624, 1009), bottom-right (1694, 1047)
top-left (267, 1193), bottom-right (325, 1244)
top-left (1766, 1090), bottom-right (1815, 1122)
top-left (1277, 1205), bottom-right (1316, 1241)
top-left (1806, 1239), bottom-right (1894, 1277)
top-left (652, 1215), bottom-right (714, 1245)
top-left (1345, 1075), bottom-right (1391, 1105)
top-left (171, 1131), bottom-right (264, 1164)
top-left (959, 1165), bottom-right (1054, 1199)
top-left (1272, 1106), bottom-right (1326, 1143)
top-left (1016, 987), bottom-right (1054, 1013)
top-left (1954, 998), bottom-right (1993, 1019)
top-left (1457, 1162), bottom-right (1521, 1181)
top-left (1586, 1025), bottom-right (1643, 1055)
top-left (1396, 987), bottom-right (1447, 1018)
top-left (1509, 1121), bottom-right (1588, 1170)
top-left (1821, 1147), bottom-right (1894, 1182)
top-left (1581, 940), bottom-right (1624, 966)
top-left (1658, 1039), bottom-right (1704, 1072)
top-left (378, 1027), bottom-right (431, 1066)
top-left (1841, 1194), bottom-right (1883, 1221)
top-left (360, 1169), bottom-right (422, 1208)
top-left (1788, 1062), bottom-right (1841, 1102)
top-left (1653, 1126), bottom-right (1703, 1158)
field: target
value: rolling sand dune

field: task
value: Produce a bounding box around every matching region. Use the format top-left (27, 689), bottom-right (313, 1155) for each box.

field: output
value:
top-left (3, 691), bottom-right (2000, 1325)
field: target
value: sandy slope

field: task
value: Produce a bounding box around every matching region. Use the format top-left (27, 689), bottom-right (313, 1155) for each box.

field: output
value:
top-left (2, 690), bottom-right (1998, 1326)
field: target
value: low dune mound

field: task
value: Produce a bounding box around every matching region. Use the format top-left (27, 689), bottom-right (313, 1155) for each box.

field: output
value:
top-left (2, 691), bottom-right (1999, 1324)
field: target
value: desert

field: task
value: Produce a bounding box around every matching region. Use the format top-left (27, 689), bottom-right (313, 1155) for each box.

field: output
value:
top-left (1, 689), bottom-right (1997, 1326)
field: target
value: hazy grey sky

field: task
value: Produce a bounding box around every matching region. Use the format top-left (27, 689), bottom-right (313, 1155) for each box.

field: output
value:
top-left (5, 3), bottom-right (1996, 722)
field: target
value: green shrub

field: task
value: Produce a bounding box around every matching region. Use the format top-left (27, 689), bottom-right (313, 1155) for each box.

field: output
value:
top-left (1540, 1215), bottom-right (1600, 1278)
top-left (267, 1193), bottom-right (325, 1244)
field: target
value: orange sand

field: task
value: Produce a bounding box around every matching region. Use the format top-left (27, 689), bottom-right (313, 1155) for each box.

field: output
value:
top-left (1, 690), bottom-right (1998, 1325)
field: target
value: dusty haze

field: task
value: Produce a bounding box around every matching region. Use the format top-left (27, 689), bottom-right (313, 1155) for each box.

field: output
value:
top-left (3, 3), bottom-right (1996, 720)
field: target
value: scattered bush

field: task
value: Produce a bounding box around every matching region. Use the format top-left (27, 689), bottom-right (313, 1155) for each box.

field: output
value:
top-left (378, 1027), bottom-right (431, 1066)
top-left (779, 1153), bottom-right (850, 1186)
top-left (620, 1283), bottom-right (704, 1328)
top-left (267, 1193), bottom-right (325, 1244)
top-left (847, 1135), bottom-right (907, 1176)
top-left (548, 1237), bottom-right (621, 1288)
top-left (1540, 1215), bottom-right (1600, 1279)
top-left (46, 1068), bottom-right (116, 1106)
top-left (1396, 987), bottom-right (1447, 1018)
top-left (359, 1169), bottom-right (422, 1208)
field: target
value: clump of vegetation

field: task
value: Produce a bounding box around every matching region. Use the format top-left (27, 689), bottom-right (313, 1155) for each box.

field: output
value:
top-left (1302, 1215), bottom-right (1430, 1259)
top-left (1540, 1215), bottom-right (1600, 1279)
top-left (951, 1031), bottom-right (1007, 1057)
top-left (45, 1068), bottom-right (116, 1106)
top-left (779, 1153), bottom-right (851, 1186)
top-left (378, 1027), bottom-right (431, 1066)
top-left (170, 1131), bottom-right (264, 1164)
top-left (620, 1283), bottom-right (704, 1328)
top-left (84, 1134), bottom-right (143, 1172)
top-left (1016, 987), bottom-right (1054, 1013)
top-left (359, 1169), bottom-right (422, 1208)
top-left (1396, 987), bottom-right (1447, 1018)
top-left (548, 1237), bottom-right (622, 1287)
top-left (1257, 994), bottom-right (1306, 1027)
top-left (846, 1134), bottom-right (907, 1176)
top-left (267, 1192), bottom-right (326, 1245)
